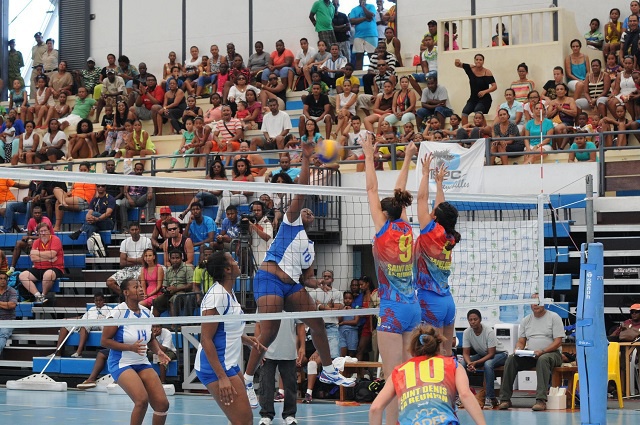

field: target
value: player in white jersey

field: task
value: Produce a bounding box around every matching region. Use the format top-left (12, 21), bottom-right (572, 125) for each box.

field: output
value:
top-left (195, 251), bottom-right (265, 424)
top-left (243, 139), bottom-right (355, 409)
top-left (101, 278), bottom-right (171, 425)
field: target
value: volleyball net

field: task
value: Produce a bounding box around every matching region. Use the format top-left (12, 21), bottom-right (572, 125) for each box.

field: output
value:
top-left (0, 163), bottom-right (553, 334)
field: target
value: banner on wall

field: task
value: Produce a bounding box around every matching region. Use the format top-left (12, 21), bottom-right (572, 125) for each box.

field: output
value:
top-left (415, 139), bottom-right (486, 193)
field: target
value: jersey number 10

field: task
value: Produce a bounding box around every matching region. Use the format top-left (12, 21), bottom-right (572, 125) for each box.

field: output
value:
top-left (398, 357), bottom-right (445, 389)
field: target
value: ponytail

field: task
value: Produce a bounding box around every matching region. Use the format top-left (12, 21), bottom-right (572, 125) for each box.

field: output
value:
top-left (381, 189), bottom-right (413, 221)
top-left (410, 324), bottom-right (446, 357)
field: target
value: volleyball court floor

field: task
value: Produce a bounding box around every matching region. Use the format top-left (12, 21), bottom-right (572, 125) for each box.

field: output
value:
top-left (1, 388), bottom-right (638, 424)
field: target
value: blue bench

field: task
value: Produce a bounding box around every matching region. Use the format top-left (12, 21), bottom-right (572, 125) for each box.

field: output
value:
top-left (544, 246), bottom-right (569, 263)
top-left (32, 357), bottom-right (178, 376)
top-left (0, 230), bottom-right (111, 249)
top-left (16, 303), bottom-right (33, 318)
top-left (7, 254), bottom-right (87, 269)
top-left (67, 330), bottom-right (184, 350)
top-left (544, 274), bottom-right (572, 290)
top-left (0, 213), bottom-right (27, 228)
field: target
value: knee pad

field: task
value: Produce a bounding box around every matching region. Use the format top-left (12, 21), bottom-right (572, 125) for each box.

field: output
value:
top-left (153, 410), bottom-right (169, 417)
top-left (307, 360), bottom-right (318, 375)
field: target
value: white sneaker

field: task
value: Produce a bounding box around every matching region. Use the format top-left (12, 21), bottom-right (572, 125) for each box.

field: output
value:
top-left (284, 417), bottom-right (298, 425)
top-left (245, 381), bottom-right (259, 409)
top-left (70, 352), bottom-right (81, 358)
top-left (258, 418), bottom-right (272, 425)
top-left (35, 294), bottom-right (48, 304)
top-left (318, 369), bottom-right (356, 387)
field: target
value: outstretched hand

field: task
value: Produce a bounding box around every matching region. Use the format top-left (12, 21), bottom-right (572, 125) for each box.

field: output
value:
top-left (362, 132), bottom-right (375, 158)
top-left (404, 141), bottom-right (417, 160)
top-left (434, 162), bottom-right (448, 184)
top-left (421, 153), bottom-right (433, 176)
top-left (301, 139), bottom-right (315, 159)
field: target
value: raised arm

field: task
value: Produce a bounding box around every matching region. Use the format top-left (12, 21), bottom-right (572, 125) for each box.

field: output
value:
top-left (362, 132), bottom-right (387, 231)
top-left (285, 140), bottom-right (314, 222)
top-left (417, 153), bottom-right (433, 227)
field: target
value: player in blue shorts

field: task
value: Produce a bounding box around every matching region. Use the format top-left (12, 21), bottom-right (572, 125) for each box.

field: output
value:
top-left (101, 277), bottom-right (171, 425)
top-left (415, 154), bottom-right (461, 355)
top-left (243, 139), bottom-right (355, 409)
top-left (195, 251), bottom-right (265, 424)
top-left (363, 135), bottom-right (421, 425)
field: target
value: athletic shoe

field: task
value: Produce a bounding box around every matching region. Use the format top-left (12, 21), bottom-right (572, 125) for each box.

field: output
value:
top-left (258, 418), bottom-right (272, 425)
top-left (7, 267), bottom-right (15, 276)
top-left (532, 400), bottom-right (547, 411)
top-left (35, 294), bottom-right (48, 304)
top-left (484, 398), bottom-right (493, 410)
top-left (303, 393), bottom-right (312, 403)
top-left (274, 392), bottom-right (284, 402)
top-left (318, 369), bottom-right (356, 387)
top-left (70, 352), bottom-right (81, 358)
top-left (284, 417), bottom-right (298, 425)
top-left (245, 382), bottom-right (259, 409)
top-left (69, 230), bottom-right (82, 240)
top-left (0, 227), bottom-right (5, 233)
top-left (498, 400), bottom-right (512, 410)
top-left (455, 395), bottom-right (463, 408)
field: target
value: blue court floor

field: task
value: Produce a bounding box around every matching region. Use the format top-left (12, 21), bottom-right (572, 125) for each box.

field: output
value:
top-left (1, 388), bottom-right (639, 424)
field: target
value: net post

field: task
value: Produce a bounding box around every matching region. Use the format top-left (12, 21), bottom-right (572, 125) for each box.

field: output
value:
top-left (585, 174), bottom-right (594, 244)
top-left (537, 194), bottom-right (546, 300)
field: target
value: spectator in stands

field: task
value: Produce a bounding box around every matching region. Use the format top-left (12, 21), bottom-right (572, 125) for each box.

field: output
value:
top-left (383, 27), bottom-right (403, 66)
top-left (213, 105), bottom-right (243, 153)
top-left (129, 74), bottom-right (164, 125)
top-left (293, 37), bottom-right (318, 90)
top-left (261, 40), bottom-right (295, 91)
top-left (584, 18), bottom-right (604, 51)
top-left (0, 271), bottom-right (17, 357)
top-left (609, 302), bottom-right (640, 340)
top-left (455, 55), bottom-right (497, 125)
top-left (50, 292), bottom-right (112, 358)
top-left (604, 8), bottom-right (623, 58)
top-left (250, 99), bottom-right (292, 151)
top-left (455, 111), bottom-right (492, 145)
top-left (623, 1), bottom-right (640, 30)
top-left (334, 79), bottom-right (358, 138)
top-left (343, 116), bottom-right (368, 170)
top-left (186, 201), bottom-right (218, 252)
top-left (118, 119), bottom-right (156, 162)
top-left (196, 45), bottom-right (226, 98)
top-left (179, 158), bottom-right (226, 221)
top-left (547, 83), bottom-right (577, 149)
top-left (498, 294), bottom-right (563, 412)
top-left (491, 108), bottom-right (523, 166)
top-left (180, 46), bottom-right (202, 96)
top-left (215, 205), bottom-right (240, 251)
top-left (248, 201), bottom-right (273, 264)
top-left (335, 62), bottom-right (361, 99)
top-left (415, 76), bottom-right (453, 131)
top-left (7, 206), bottom-right (52, 276)
top-left (600, 103), bottom-right (633, 147)
top-left (49, 60), bottom-right (73, 99)
top-left (75, 57), bottom-right (102, 97)
top-left (120, 162), bottom-right (155, 229)
top-left (94, 69), bottom-right (126, 123)
top-left (116, 55), bottom-right (139, 89)
top-left (76, 348), bottom-right (110, 389)
top-left (332, 0), bottom-right (352, 62)
top-left (238, 90), bottom-right (263, 131)
top-left (385, 76), bottom-right (417, 127)
top-left (192, 246), bottom-right (214, 297)
top-left (0, 178), bottom-right (30, 233)
top-left (8, 79), bottom-right (28, 122)
top-left (104, 221), bottom-right (153, 296)
top-left (68, 119), bottom-right (100, 159)
top-left (310, 0), bottom-right (337, 47)
top-left (338, 291), bottom-right (360, 357)
top-left (223, 54), bottom-right (251, 102)
top-left (203, 92), bottom-right (223, 126)
top-left (363, 80), bottom-right (395, 132)
top-left (0, 116), bottom-right (18, 163)
top-left (152, 206), bottom-right (180, 251)
top-left (27, 77), bottom-right (53, 129)
top-left (349, 0), bottom-right (377, 70)
top-left (574, 59), bottom-right (611, 117)
top-left (510, 63), bottom-right (535, 104)
top-left (410, 34), bottom-right (437, 93)
top-left (69, 183), bottom-right (116, 241)
top-left (52, 162), bottom-right (95, 232)
top-left (59, 87), bottom-right (97, 131)
top-left (215, 158), bottom-right (255, 224)
top-left (304, 41), bottom-right (331, 87)
top-left (461, 309), bottom-right (508, 409)
top-left (525, 90), bottom-right (547, 122)
top-left (565, 39), bottom-right (590, 95)
top-left (267, 173), bottom-right (294, 230)
top-left (30, 32), bottom-right (47, 99)
top-left (363, 40), bottom-right (398, 95)
top-left (497, 88), bottom-right (524, 132)
top-left (161, 52), bottom-right (179, 86)
top-left (99, 53), bottom-right (118, 80)
top-left (256, 317), bottom-right (304, 424)
top-left (320, 43), bottom-right (347, 89)
top-left (150, 324), bottom-right (177, 383)
top-left (523, 103), bottom-right (554, 165)
top-left (153, 249), bottom-right (195, 317)
top-left (567, 131), bottom-right (597, 162)
top-left (233, 141), bottom-right (266, 177)
top-left (41, 38), bottom-right (58, 77)
top-left (155, 78), bottom-right (187, 136)
top-left (259, 72), bottom-right (287, 112)
top-left (43, 92), bottom-right (71, 128)
top-left (264, 153), bottom-right (301, 183)
top-left (18, 222), bottom-right (64, 303)
top-left (607, 56), bottom-right (634, 118)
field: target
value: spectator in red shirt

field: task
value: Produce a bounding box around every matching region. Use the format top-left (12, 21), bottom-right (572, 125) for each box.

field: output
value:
top-left (8, 205), bottom-right (53, 276)
top-left (128, 74), bottom-right (164, 122)
top-left (261, 40), bottom-right (295, 91)
top-left (18, 222), bottom-right (64, 303)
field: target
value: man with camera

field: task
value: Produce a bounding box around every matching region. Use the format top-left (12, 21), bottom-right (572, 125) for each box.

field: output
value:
top-left (153, 249), bottom-right (195, 317)
top-left (216, 205), bottom-right (240, 250)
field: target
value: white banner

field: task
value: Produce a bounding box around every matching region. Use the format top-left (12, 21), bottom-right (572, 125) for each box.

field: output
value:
top-left (415, 139), bottom-right (486, 193)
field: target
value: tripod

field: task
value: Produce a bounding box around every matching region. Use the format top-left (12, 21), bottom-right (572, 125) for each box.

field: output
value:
top-left (231, 235), bottom-right (258, 307)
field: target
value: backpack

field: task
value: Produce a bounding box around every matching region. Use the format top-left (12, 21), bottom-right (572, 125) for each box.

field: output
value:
top-left (88, 233), bottom-right (106, 257)
top-left (354, 378), bottom-right (385, 403)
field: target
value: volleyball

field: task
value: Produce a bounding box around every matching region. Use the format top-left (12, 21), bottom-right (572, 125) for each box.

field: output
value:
top-left (315, 139), bottom-right (341, 163)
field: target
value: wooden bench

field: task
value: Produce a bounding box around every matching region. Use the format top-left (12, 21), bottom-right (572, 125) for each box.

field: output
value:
top-left (339, 361), bottom-right (382, 401)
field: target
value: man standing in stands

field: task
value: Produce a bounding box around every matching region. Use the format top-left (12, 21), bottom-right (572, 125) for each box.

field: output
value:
top-left (105, 223), bottom-right (152, 296)
top-left (30, 32), bottom-right (47, 99)
top-left (18, 222), bottom-right (64, 304)
top-left (349, 0), bottom-right (378, 70)
top-left (0, 272), bottom-right (17, 358)
top-left (332, 1), bottom-right (352, 62)
top-left (310, 0), bottom-right (337, 47)
top-left (498, 293), bottom-right (564, 412)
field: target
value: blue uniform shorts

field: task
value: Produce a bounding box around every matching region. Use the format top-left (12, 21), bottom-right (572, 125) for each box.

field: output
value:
top-left (377, 299), bottom-right (421, 334)
top-left (111, 363), bottom-right (153, 382)
top-left (253, 269), bottom-right (304, 301)
top-left (196, 364), bottom-right (240, 386)
top-left (419, 290), bottom-right (456, 328)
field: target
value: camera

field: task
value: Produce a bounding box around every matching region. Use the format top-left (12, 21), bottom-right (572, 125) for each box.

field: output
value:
top-left (239, 213), bottom-right (257, 236)
top-left (160, 286), bottom-right (171, 296)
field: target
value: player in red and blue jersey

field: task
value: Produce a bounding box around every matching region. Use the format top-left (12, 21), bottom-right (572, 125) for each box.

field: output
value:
top-left (415, 155), bottom-right (461, 355)
top-left (364, 135), bottom-right (421, 425)
top-left (370, 324), bottom-right (487, 425)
